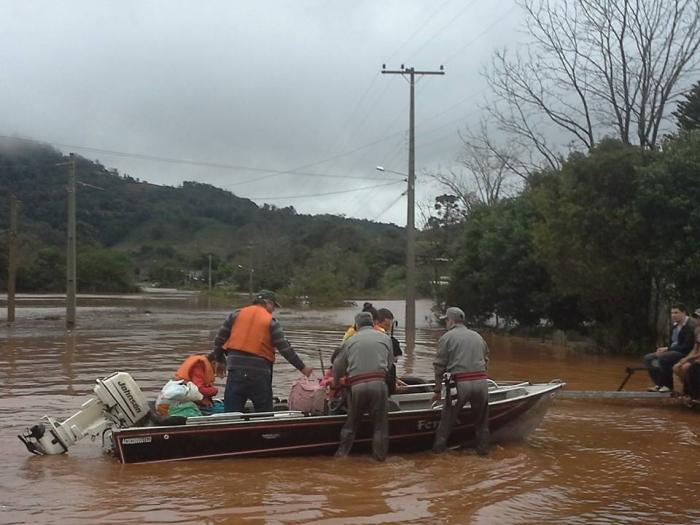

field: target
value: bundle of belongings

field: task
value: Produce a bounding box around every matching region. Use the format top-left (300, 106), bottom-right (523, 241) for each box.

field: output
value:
top-left (288, 375), bottom-right (327, 415)
top-left (155, 380), bottom-right (205, 417)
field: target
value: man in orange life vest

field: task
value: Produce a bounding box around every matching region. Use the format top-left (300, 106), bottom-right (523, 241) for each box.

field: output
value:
top-left (212, 290), bottom-right (312, 412)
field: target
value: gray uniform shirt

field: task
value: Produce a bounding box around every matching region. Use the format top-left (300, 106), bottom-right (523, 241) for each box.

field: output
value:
top-left (433, 324), bottom-right (489, 390)
top-left (333, 326), bottom-right (393, 382)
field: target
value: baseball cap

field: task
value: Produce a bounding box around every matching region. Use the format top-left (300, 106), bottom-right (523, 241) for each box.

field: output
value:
top-left (440, 307), bottom-right (466, 322)
top-left (256, 289), bottom-right (281, 307)
top-left (692, 308), bottom-right (700, 318)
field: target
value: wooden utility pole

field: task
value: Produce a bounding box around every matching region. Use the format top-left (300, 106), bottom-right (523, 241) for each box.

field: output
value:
top-left (381, 64), bottom-right (444, 353)
top-left (65, 154), bottom-right (77, 328)
top-left (7, 195), bottom-right (18, 323)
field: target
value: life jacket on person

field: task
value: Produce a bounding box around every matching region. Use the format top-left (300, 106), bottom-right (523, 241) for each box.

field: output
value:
top-left (175, 355), bottom-right (215, 387)
top-left (223, 304), bottom-right (275, 362)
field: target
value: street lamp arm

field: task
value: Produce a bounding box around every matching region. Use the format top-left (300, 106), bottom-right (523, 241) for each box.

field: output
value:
top-left (376, 166), bottom-right (408, 178)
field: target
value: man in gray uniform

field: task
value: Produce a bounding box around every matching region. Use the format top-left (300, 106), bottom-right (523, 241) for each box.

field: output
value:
top-left (332, 311), bottom-right (393, 461)
top-left (432, 307), bottom-right (490, 456)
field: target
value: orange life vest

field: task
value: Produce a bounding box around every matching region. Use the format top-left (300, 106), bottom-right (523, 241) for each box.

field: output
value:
top-left (223, 304), bottom-right (275, 363)
top-left (175, 355), bottom-right (215, 387)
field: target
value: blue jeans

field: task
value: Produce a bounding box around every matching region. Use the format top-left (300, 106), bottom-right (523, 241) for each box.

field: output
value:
top-left (644, 350), bottom-right (684, 389)
top-left (223, 366), bottom-right (273, 413)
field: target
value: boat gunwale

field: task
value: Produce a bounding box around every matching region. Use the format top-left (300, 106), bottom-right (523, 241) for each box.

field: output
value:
top-left (112, 382), bottom-right (563, 435)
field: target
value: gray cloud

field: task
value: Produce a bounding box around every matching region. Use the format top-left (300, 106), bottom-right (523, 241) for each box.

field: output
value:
top-left (1, 0), bottom-right (522, 224)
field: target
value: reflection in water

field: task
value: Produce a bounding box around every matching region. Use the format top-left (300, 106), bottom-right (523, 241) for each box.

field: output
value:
top-left (1, 296), bottom-right (699, 524)
top-left (61, 330), bottom-right (77, 396)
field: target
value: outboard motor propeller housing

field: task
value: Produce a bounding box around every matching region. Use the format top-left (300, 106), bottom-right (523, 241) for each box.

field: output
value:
top-left (19, 372), bottom-right (149, 456)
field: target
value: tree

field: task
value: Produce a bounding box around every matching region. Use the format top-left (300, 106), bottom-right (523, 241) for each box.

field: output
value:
top-left (17, 247), bottom-right (66, 292)
top-left (636, 130), bottom-right (700, 310)
top-left (430, 121), bottom-right (523, 211)
top-left (531, 139), bottom-right (658, 350)
top-left (673, 80), bottom-right (700, 131)
top-left (447, 196), bottom-right (566, 327)
top-left (77, 248), bottom-right (137, 292)
top-left (487, 0), bottom-right (700, 171)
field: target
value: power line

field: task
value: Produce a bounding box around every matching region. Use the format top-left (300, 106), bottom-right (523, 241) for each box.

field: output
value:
top-left (246, 180), bottom-right (404, 201)
top-left (408, 0), bottom-right (479, 61)
top-left (384, 0), bottom-right (454, 65)
top-left (442, 4), bottom-right (519, 65)
top-left (0, 134), bottom-right (404, 182)
top-left (373, 190), bottom-right (406, 221)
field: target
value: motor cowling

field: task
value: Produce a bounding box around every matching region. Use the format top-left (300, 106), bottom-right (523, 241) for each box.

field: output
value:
top-left (19, 372), bottom-right (150, 456)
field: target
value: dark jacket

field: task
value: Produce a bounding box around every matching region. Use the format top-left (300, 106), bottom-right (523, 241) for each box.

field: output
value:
top-left (669, 317), bottom-right (696, 357)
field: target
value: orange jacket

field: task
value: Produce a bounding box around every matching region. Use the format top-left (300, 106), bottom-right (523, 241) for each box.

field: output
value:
top-left (175, 355), bottom-right (218, 398)
top-left (223, 304), bottom-right (275, 363)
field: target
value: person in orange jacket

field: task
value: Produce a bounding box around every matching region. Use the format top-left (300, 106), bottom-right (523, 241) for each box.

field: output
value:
top-left (212, 290), bottom-right (312, 413)
top-left (174, 352), bottom-right (226, 408)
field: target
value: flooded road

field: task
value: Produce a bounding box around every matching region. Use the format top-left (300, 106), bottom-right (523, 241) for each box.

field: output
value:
top-left (1, 294), bottom-right (699, 524)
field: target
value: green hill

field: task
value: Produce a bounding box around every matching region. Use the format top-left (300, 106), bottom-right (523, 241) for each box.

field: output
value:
top-left (0, 137), bottom-right (408, 302)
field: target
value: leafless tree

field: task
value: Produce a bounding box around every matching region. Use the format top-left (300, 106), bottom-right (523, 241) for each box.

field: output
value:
top-left (487, 0), bottom-right (700, 167)
top-left (430, 120), bottom-right (524, 209)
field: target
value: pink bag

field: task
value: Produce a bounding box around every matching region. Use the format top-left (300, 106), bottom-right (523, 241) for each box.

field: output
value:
top-left (288, 375), bottom-right (326, 414)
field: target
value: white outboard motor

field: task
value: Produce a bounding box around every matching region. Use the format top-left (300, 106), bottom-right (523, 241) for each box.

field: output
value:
top-left (19, 372), bottom-right (150, 456)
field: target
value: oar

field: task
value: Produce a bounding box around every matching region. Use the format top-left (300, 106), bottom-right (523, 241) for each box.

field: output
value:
top-left (318, 349), bottom-right (326, 375)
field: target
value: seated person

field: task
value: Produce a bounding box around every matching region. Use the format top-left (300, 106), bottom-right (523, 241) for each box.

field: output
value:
top-left (157, 352), bottom-right (226, 415)
top-left (673, 308), bottom-right (700, 393)
top-left (376, 308), bottom-right (406, 394)
top-left (643, 304), bottom-right (695, 392)
top-left (342, 302), bottom-right (379, 341)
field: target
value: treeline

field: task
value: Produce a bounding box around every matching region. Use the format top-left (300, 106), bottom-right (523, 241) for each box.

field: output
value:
top-left (0, 138), bottom-right (409, 303)
top-left (446, 124), bottom-right (700, 352)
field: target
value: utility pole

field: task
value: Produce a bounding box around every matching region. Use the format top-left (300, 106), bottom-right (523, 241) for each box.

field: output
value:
top-left (7, 195), bottom-right (18, 323)
top-left (208, 254), bottom-right (213, 292)
top-left (247, 241), bottom-right (254, 299)
top-left (382, 64), bottom-right (444, 353)
top-left (58, 154), bottom-right (77, 329)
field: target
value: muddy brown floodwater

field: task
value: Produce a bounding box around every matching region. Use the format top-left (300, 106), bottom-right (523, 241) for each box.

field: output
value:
top-left (1, 293), bottom-right (699, 524)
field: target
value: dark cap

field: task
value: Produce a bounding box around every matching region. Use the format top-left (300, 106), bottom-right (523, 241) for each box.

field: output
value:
top-left (692, 308), bottom-right (700, 318)
top-left (440, 307), bottom-right (465, 322)
top-left (255, 289), bottom-right (281, 307)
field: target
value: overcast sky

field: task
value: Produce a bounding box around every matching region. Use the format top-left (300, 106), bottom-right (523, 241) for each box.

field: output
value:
top-left (1, 0), bottom-right (524, 225)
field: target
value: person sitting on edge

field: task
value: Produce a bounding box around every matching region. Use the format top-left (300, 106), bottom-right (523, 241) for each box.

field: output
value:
top-left (332, 311), bottom-right (393, 461)
top-left (432, 307), bottom-right (490, 456)
top-left (673, 308), bottom-right (700, 393)
top-left (342, 302), bottom-right (379, 342)
top-left (330, 307), bottom-right (403, 390)
top-left (174, 352), bottom-right (226, 410)
top-left (644, 303), bottom-right (696, 393)
top-left (376, 308), bottom-right (403, 360)
top-left (212, 289), bottom-right (312, 413)
top-left (376, 308), bottom-right (406, 394)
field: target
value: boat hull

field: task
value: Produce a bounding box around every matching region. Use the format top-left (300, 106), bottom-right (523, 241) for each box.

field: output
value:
top-left (113, 383), bottom-right (562, 464)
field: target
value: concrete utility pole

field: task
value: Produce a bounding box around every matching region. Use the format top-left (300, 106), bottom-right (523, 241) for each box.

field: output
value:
top-left (208, 254), bottom-right (213, 292)
top-left (382, 64), bottom-right (444, 353)
top-left (58, 154), bottom-right (77, 329)
top-left (7, 195), bottom-right (18, 323)
top-left (247, 241), bottom-right (254, 299)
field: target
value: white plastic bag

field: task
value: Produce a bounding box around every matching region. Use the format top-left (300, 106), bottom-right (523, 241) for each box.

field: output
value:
top-left (185, 381), bottom-right (203, 402)
top-left (161, 379), bottom-right (189, 401)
